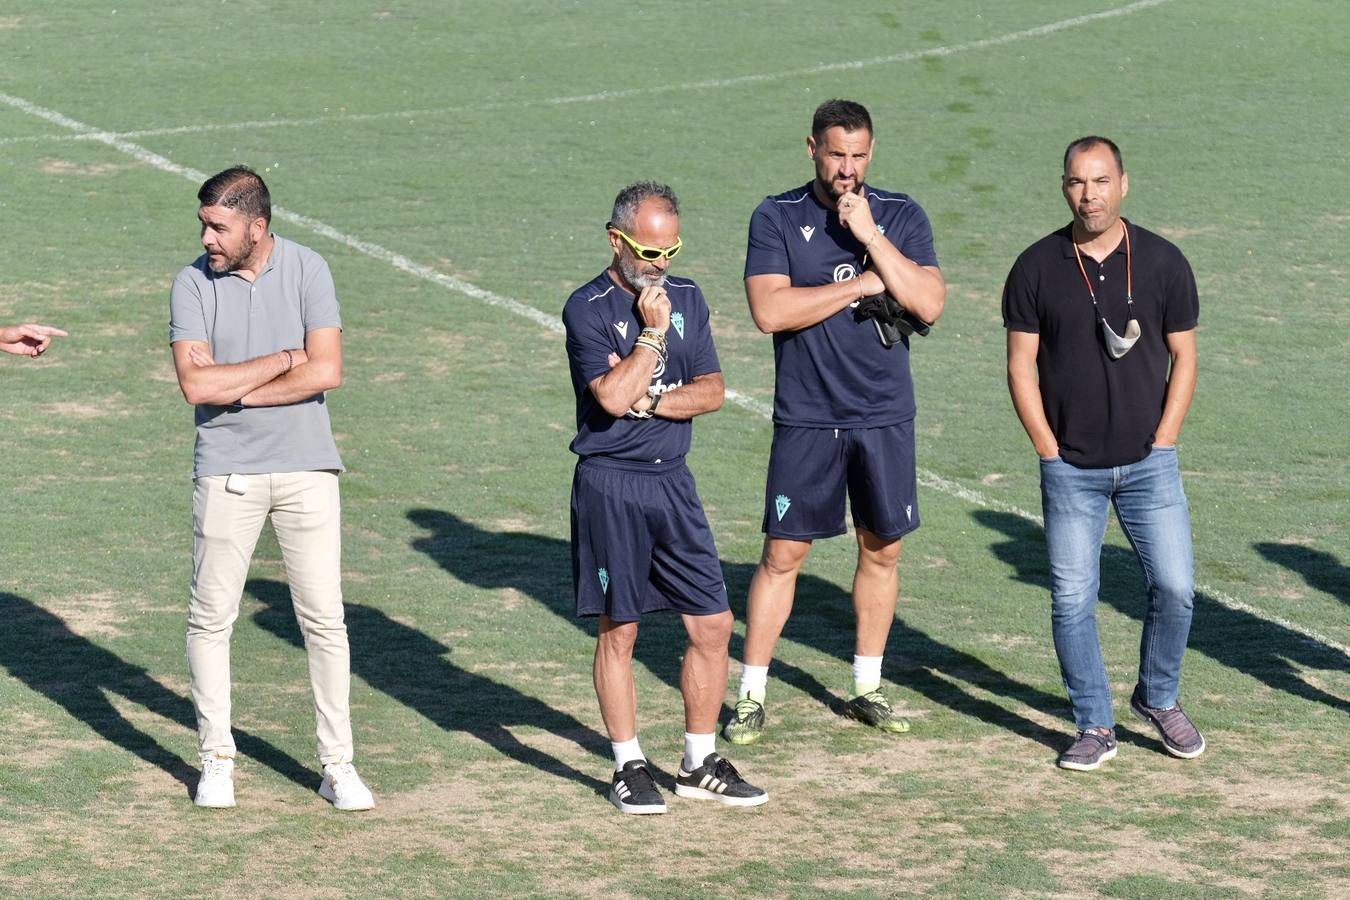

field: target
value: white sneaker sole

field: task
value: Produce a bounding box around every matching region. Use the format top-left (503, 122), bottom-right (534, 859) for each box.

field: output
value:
top-left (1057, 745), bottom-right (1118, 771)
top-left (194, 790), bottom-right (235, 808)
top-left (674, 783), bottom-right (769, 807)
top-left (608, 788), bottom-right (667, 815)
top-left (319, 780), bottom-right (375, 811)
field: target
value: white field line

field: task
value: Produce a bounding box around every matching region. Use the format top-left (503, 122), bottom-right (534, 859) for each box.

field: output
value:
top-left (0, 0), bottom-right (1173, 149)
top-left (5, 45), bottom-right (1347, 662)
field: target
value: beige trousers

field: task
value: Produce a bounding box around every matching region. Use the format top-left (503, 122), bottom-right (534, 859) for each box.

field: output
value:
top-left (187, 470), bottom-right (353, 764)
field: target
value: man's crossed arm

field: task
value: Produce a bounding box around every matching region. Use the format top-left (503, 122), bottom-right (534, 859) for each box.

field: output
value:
top-left (172, 327), bottom-right (342, 407)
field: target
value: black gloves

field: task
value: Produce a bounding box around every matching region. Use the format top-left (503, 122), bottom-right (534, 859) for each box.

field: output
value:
top-left (854, 290), bottom-right (931, 347)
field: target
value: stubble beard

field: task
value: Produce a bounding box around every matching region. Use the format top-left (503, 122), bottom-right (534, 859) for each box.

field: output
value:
top-left (617, 253), bottom-right (666, 291)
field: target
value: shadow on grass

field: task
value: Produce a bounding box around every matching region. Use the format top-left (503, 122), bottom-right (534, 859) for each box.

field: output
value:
top-left (245, 579), bottom-right (610, 796)
top-left (977, 511), bottom-right (1350, 716)
top-left (406, 509), bottom-right (1072, 752)
top-left (0, 592), bottom-right (316, 798)
top-left (1254, 542), bottom-right (1350, 607)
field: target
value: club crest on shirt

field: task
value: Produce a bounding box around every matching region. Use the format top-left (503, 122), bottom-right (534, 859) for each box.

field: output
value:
top-left (774, 494), bottom-right (791, 521)
top-left (670, 311), bottom-right (685, 339)
top-left (598, 568), bottom-right (610, 593)
top-left (799, 225), bottom-right (816, 242)
top-left (614, 321), bottom-right (629, 339)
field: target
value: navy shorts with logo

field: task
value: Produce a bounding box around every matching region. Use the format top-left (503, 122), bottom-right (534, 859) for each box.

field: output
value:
top-left (763, 421), bottom-right (920, 541)
top-left (571, 456), bottom-right (730, 622)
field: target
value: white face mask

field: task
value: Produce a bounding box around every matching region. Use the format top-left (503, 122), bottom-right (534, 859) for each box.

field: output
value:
top-left (1100, 309), bottom-right (1141, 359)
top-left (1074, 220), bottom-right (1140, 359)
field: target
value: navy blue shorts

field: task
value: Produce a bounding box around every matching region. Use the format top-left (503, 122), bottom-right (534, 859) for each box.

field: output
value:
top-left (571, 457), bottom-right (730, 622)
top-left (762, 422), bottom-right (920, 541)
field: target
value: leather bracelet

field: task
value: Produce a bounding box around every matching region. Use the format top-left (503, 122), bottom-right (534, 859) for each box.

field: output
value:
top-left (634, 336), bottom-right (667, 361)
top-left (638, 328), bottom-right (667, 354)
top-left (647, 390), bottom-right (663, 417)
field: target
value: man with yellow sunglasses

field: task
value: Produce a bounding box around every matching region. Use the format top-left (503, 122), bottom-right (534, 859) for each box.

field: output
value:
top-left (563, 181), bottom-right (767, 814)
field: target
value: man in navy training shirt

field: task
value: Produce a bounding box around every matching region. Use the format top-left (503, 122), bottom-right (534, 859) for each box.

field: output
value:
top-left (1003, 137), bottom-right (1203, 771)
top-left (724, 99), bottom-right (947, 745)
top-left (563, 181), bottom-right (767, 814)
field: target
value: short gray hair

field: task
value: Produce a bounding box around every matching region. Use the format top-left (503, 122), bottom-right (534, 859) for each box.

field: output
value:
top-left (609, 181), bottom-right (679, 231)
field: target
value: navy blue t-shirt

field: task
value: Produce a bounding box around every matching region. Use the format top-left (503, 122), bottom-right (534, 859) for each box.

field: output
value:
top-left (744, 182), bottom-right (940, 428)
top-left (563, 271), bottom-right (721, 464)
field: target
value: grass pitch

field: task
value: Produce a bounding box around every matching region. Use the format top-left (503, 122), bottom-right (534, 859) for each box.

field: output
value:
top-left (1, 1), bottom-right (1347, 897)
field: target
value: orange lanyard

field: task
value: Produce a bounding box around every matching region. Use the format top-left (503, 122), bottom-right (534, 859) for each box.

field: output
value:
top-left (1072, 220), bottom-right (1133, 318)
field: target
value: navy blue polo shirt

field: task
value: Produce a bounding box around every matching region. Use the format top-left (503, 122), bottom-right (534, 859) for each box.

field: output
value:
top-left (1002, 220), bottom-right (1199, 469)
top-left (744, 181), bottom-right (940, 428)
top-left (563, 271), bottom-right (721, 464)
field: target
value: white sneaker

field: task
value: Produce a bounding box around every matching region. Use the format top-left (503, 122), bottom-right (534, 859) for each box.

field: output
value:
top-left (194, 755), bottom-right (236, 808)
top-left (319, 762), bottom-right (375, 811)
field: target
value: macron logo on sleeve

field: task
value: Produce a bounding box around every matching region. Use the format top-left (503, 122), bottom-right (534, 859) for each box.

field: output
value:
top-left (614, 321), bottom-right (629, 339)
top-left (799, 225), bottom-right (815, 242)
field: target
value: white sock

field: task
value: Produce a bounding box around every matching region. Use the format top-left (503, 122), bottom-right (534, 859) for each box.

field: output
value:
top-left (852, 655), bottom-right (883, 697)
top-left (738, 664), bottom-right (769, 702)
top-left (612, 737), bottom-right (644, 771)
top-left (683, 732), bottom-right (717, 772)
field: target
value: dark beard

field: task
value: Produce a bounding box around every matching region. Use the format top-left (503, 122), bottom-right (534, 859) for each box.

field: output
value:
top-left (208, 231), bottom-right (257, 273)
top-left (817, 176), bottom-right (858, 203)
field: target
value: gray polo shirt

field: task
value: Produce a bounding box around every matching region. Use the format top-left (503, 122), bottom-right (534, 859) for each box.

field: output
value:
top-left (169, 234), bottom-right (345, 478)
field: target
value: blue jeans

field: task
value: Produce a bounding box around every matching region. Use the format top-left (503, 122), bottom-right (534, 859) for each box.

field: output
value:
top-left (1040, 446), bottom-right (1195, 731)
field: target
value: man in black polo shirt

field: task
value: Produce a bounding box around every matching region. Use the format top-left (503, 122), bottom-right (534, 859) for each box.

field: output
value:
top-left (1003, 136), bottom-right (1204, 771)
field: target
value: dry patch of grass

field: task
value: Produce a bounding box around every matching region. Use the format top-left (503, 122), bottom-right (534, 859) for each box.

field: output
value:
top-left (48, 591), bottom-right (138, 639)
top-left (1156, 225), bottom-right (1220, 240)
top-left (39, 159), bottom-right (131, 178)
top-left (2, 709), bottom-right (109, 770)
top-left (92, 323), bottom-right (140, 338)
top-left (38, 401), bottom-right (117, 419)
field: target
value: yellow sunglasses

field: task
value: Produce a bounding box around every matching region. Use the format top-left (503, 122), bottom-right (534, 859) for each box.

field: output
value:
top-left (607, 223), bottom-right (683, 261)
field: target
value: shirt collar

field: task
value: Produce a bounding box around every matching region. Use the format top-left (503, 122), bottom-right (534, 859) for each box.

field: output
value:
top-left (1059, 218), bottom-right (1132, 258)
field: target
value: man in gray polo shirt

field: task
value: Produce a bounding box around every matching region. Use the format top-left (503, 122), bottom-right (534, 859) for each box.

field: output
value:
top-left (169, 166), bottom-right (373, 811)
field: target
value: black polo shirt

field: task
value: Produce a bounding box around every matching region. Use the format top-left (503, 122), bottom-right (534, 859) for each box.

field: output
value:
top-left (1002, 220), bottom-right (1198, 469)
